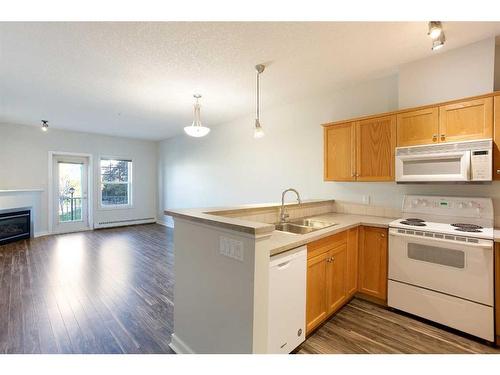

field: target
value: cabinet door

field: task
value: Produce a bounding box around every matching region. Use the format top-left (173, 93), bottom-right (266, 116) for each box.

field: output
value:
top-left (358, 226), bottom-right (388, 301)
top-left (439, 97), bottom-right (493, 142)
top-left (396, 107), bottom-right (439, 147)
top-left (324, 123), bottom-right (356, 181)
top-left (326, 244), bottom-right (347, 314)
top-left (355, 115), bottom-right (396, 181)
top-left (306, 251), bottom-right (329, 334)
top-left (346, 227), bottom-right (358, 297)
top-left (493, 96), bottom-right (500, 180)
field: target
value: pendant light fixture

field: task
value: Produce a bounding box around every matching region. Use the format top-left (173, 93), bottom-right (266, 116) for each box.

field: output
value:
top-left (41, 120), bottom-right (49, 132)
top-left (254, 64), bottom-right (265, 139)
top-left (184, 94), bottom-right (210, 137)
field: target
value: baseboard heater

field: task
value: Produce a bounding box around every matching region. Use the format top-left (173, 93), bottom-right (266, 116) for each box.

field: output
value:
top-left (95, 217), bottom-right (156, 228)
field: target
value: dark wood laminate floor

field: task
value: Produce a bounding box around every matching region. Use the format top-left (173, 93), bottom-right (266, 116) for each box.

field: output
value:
top-left (0, 224), bottom-right (174, 354)
top-left (298, 298), bottom-right (500, 354)
top-left (1, 224), bottom-right (498, 354)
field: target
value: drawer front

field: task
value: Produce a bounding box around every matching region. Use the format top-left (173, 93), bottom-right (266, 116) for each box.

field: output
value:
top-left (307, 231), bottom-right (347, 259)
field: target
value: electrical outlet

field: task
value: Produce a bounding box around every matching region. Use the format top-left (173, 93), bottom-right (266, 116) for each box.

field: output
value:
top-left (219, 236), bottom-right (244, 261)
top-left (362, 195), bottom-right (371, 205)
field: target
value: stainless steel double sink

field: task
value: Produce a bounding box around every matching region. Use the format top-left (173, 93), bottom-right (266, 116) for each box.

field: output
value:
top-left (275, 217), bottom-right (338, 234)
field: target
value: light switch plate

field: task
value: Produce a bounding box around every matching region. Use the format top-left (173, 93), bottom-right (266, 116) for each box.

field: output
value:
top-left (219, 236), bottom-right (244, 261)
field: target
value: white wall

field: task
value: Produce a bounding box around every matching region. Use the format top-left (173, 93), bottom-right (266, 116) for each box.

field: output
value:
top-left (158, 75), bottom-right (399, 221)
top-left (399, 38), bottom-right (496, 108)
top-left (159, 37), bottom-right (500, 225)
top-left (0, 122), bottom-right (158, 234)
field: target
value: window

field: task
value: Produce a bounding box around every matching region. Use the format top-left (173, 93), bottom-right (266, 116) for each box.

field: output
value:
top-left (100, 158), bottom-right (132, 207)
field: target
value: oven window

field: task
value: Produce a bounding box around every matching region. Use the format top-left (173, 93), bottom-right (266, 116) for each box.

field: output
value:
top-left (407, 243), bottom-right (465, 269)
top-left (402, 158), bottom-right (462, 176)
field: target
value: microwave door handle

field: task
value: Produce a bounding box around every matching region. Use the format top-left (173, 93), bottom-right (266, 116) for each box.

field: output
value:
top-left (397, 151), bottom-right (469, 161)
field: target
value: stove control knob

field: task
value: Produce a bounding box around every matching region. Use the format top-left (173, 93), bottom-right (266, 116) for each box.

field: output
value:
top-left (421, 200), bottom-right (428, 207)
top-left (458, 202), bottom-right (466, 209)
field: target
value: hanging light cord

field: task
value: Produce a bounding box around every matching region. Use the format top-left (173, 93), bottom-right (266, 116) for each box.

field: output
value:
top-left (256, 70), bottom-right (260, 121)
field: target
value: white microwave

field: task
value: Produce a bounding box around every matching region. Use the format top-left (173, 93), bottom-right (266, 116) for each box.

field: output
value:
top-left (395, 139), bottom-right (492, 183)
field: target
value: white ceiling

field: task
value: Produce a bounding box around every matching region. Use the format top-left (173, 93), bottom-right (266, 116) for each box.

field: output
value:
top-left (1, 22), bottom-right (500, 140)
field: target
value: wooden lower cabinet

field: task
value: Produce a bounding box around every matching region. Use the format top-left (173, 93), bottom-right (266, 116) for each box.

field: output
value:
top-left (306, 226), bottom-right (372, 335)
top-left (306, 233), bottom-right (349, 334)
top-left (358, 226), bottom-right (388, 301)
top-left (346, 227), bottom-right (359, 297)
top-left (496, 243), bottom-right (500, 345)
top-left (326, 244), bottom-right (347, 314)
top-left (306, 251), bottom-right (330, 333)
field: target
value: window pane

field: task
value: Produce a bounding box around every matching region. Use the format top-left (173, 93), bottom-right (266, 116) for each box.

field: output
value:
top-left (101, 183), bottom-right (129, 205)
top-left (100, 160), bottom-right (129, 183)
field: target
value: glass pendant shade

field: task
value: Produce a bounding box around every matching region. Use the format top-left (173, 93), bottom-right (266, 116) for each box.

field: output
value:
top-left (184, 95), bottom-right (210, 137)
top-left (254, 119), bottom-right (264, 139)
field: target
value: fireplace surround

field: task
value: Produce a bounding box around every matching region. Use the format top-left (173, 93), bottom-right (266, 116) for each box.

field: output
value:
top-left (0, 207), bottom-right (31, 246)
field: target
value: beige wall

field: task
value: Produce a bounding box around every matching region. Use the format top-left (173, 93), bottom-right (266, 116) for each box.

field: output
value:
top-left (399, 37), bottom-right (496, 108)
top-left (0, 122), bottom-right (158, 234)
top-left (159, 37), bottom-right (500, 226)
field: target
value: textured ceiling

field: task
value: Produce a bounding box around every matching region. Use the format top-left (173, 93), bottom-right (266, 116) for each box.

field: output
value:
top-left (1, 22), bottom-right (500, 140)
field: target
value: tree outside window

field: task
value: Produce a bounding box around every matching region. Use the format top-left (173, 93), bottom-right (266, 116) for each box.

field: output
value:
top-left (100, 159), bottom-right (132, 206)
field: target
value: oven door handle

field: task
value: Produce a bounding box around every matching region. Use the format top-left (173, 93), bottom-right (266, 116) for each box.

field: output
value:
top-left (389, 231), bottom-right (493, 249)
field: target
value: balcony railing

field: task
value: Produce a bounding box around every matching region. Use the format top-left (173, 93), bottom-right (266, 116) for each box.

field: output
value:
top-left (59, 197), bottom-right (82, 222)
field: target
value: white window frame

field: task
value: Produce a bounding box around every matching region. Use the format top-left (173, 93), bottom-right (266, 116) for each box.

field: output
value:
top-left (98, 156), bottom-right (133, 210)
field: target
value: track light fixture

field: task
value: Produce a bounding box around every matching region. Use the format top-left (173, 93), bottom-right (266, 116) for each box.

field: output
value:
top-left (432, 33), bottom-right (446, 51)
top-left (428, 21), bottom-right (443, 40)
top-left (428, 21), bottom-right (445, 51)
top-left (41, 120), bottom-right (49, 132)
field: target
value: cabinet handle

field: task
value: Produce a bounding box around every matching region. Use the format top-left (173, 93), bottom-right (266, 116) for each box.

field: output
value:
top-left (440, 134), bottom-right (446, 140)
top-left (496, 169), bottom-right (500, 175)
top-left (432, 134), bottom-right (438, 141)
top-left (381, 233), bottom-right (385, 238)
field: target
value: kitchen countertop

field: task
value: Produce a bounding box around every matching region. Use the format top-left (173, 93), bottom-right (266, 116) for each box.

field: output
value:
top-left (165, 201), bottom-right (394, 255)
top-left (263, 213), bottom-right (393, 256)
top-left (165, 199), bottom-right (334, 235)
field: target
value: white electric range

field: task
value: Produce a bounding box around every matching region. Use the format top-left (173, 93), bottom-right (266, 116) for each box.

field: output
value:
top-left (388, 195), bottom-right (495, 342)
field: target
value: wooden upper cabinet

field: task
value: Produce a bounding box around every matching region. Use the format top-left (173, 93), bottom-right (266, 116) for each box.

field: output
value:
top-left (324, 122), bottom-right (355, 181)
top-left (493, 96), bottom-right (500, 180)
top-left (438, 97), bottom-right (493, 142)
top-left (396, 107), bottom-right (439, 147)
top-left (358, 226), bottom-right (388, 301)
top-left (355, 115), bottom-right (396, 181)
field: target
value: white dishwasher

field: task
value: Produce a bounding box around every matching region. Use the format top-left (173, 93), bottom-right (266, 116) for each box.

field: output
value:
top-left (267, 245), bottom-right (307, 354)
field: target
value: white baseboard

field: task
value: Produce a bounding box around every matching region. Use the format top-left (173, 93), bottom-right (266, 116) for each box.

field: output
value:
top-left (34, 231), bottom-right (50, 238)
top-left (94, 218), bottom-right (156, 229)
top-left (156, 219), bottom-right (174, 228)
top-left (169, 333), bottom-right (194, 354)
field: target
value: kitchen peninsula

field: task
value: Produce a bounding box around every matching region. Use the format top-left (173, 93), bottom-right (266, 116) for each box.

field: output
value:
top-left (165, 199), bottom-right (394, 354)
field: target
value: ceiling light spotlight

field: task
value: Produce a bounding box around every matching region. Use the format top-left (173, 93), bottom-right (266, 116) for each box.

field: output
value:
top-left (428, 21), bottom-right (443, 40)
top-left (254, 64), bottom-right (265, 139)
top-left (432, 32), bottom-right (446, 51)
top-left (184, 94), bottom-right (210, 138)
top-left (41, 120), bottom-right (49, 132)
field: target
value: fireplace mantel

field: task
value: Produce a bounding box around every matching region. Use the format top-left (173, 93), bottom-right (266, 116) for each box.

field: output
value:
top-left (0, 189), bottom-right (44, 193)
